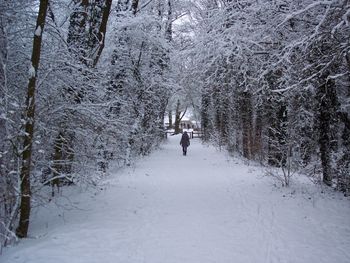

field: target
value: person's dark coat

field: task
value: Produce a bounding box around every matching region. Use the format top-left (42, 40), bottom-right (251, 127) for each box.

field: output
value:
top-left (180, 132), bottom-right (190, 147)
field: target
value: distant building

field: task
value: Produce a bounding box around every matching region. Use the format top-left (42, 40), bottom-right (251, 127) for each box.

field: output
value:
top-left (164, 118), bottom-right (201, 131)
top-left (164, 110), bottom-right (201, 131)
top-left (179, 120), bottom-right (200, 130)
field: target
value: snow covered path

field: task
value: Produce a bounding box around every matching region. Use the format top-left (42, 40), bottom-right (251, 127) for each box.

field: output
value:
top-left (2, 135), bottom-right (350, 263)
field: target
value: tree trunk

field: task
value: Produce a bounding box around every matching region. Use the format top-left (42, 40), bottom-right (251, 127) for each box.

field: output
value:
top-left (165, 0), bottom-right (172, 41)
top-left (317, 76), bottom-right (338, 186)
top-left (168, 110), bottom-right (173, 129)
top-left (51, 132), bottom-right (64, 197)
top-left (92, 0), bottom-right (113, 67)
top-left (131, 0), bottom-right (139, 15)
top-left (201, 91), bottom-right (211, 141)
top-left (16, 0), bottom-right (49, 238)
top-left (67, 0), bottom-right (89, 65)
top-left (318, 81), bottom-right (332, 186)
top-left (174, 100), bottom-right (186, 134)
top-left (240, 91), bottom-right (253, 159)
top-left (254, 108), bottom-right (263, 162)
top-left (174, 106), bottom-right (181, 134)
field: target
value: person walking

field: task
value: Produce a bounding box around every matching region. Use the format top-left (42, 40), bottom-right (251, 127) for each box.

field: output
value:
top-left (180, 131), bottom-right (190, 156)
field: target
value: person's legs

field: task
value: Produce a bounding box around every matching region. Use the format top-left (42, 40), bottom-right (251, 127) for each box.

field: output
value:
top-left (183, 146), bottom-right (187, 156)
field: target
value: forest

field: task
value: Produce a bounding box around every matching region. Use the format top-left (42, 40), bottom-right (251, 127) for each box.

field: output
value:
top-left (0, 0), bottom-right (349, 249)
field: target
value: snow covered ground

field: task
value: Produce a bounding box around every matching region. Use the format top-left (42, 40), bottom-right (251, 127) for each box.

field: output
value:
top-left (2, 135), bottom-right (350, 263)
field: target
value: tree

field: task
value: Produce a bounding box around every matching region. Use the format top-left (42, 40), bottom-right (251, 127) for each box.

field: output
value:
top-left (1, 0), bottom-right (177, 247)
top-left (67, 0), bottom-right (112, 67)
top-left (16, 0), bottom-right (49, 238)
top-left (181, 0), bottom-right (349, 189)
top-left (315, 76), bottom-right (339, 186)
top-left (174, 99), bottom-right (187, 134)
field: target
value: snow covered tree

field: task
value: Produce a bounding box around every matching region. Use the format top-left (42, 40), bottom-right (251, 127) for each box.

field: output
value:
top-left (181, 0), bottom-right (350, 188)
top-left (16, 0), bottom-right (49, 239)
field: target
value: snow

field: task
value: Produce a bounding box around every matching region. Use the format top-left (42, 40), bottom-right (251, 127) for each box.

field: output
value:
top-left (34, 26), bottom-right (42, 37)
top-left (28, 64), bottom-right (35, 78)
top-left (2, 135), bottom-right (350, 263)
